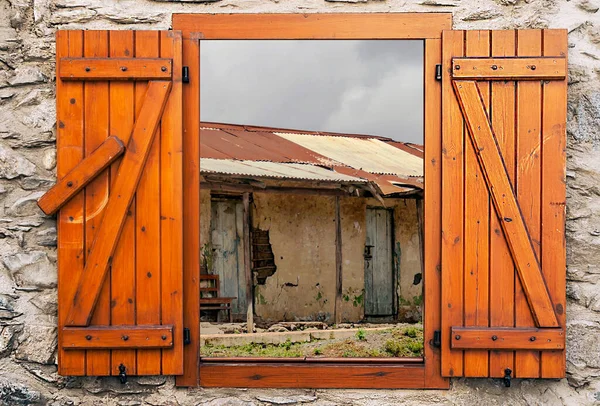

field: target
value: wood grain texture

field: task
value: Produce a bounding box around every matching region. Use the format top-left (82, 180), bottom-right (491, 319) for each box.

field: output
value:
top-left (60, 58), bottom-right (172, 80)
top-left (489, 29), bottom-right (517, 378)
top-left (463, 30), bottom-right (490, 378)
top-left (173, 13), bottom-right (452, 40)
top-left (451, 328), bottom-right (564, 350)
top-left (37, 136), bottom-right (124, 215)
top-left (423, 38), bottom-right (449, 389)
top-left (199, 364), bottom-right (426, 388)
top-left (442, 29), bottom-right (567, 380)
top-left (175, 33), bottom-right (201, 388)
top-left (243, 192), bottom-right (254, 332)
top-left (83, 30), bottom-right (112, 377)
top-left (109, 30), bottom-right (138, 376)
top-left (453, 80), bottom-right (558, 328)
top-left (56, 29), bottom-right (86, 376)
top-left (159, 30), bottom-right (184, 376)
top-left (451, 57), bottom-right (566, 80)
top-left (515, 30), bottom-right (544, 378)
top-left (441, 29), bottom-right (465, 378)
top-left (133, 30), bottom-right (162, 376)
top-left (66, 80), bottom-right (171, 327)
top-left (540, 29), bottom-right (568, 379)
top-left (63, 326), bottom-right (174, 349)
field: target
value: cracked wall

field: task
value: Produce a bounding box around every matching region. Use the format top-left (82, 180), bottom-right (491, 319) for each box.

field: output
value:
top-left (1, 0), bottom-right (600, 404)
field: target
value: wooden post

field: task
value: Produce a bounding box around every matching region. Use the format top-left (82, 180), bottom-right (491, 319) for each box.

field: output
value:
top-left (334, 196), bottom-right (343, 325)
top-left (243, 192), bottom-right (254, 333)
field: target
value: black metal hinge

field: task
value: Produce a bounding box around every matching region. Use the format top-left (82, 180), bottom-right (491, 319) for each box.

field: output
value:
top-left (182, 66), bottom-right (190, 84)
top-left (433, 330), bottom-right (441, 348)
top-left (183, 327), bottom-right (191, 345)
top-left (435, 64), bottom-right (442, 81)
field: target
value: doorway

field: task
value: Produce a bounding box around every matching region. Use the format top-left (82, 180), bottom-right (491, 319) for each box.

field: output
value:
top-left (364, 207), bottom-right (395, 318)
top-left (210, 197), bottom-right (248, 320)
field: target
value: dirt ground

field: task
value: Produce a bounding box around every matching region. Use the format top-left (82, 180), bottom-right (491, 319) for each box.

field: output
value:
top-left (201, 324), bottom-right (424, 358)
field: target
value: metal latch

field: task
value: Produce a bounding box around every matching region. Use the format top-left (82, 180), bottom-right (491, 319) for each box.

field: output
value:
top-left (182, 66), bottom-right (190, 84)
top-left (183, 327), bottom-right (191, 345)
top-left (364, 245), bottom-right (374, 260)
top-left (435, 64), bottom-right (442, 81)
top-left (503, 368), bottom-right (512, 387)
top-left (433, 330), bottom-right (441, 348)
top-left (118, 364), bottom-right (127, 384)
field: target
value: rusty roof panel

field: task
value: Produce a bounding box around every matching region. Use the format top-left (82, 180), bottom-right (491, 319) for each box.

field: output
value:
top-left (201, 158), bottom-right (367, 183)
top-left (275, 133), bottom-right (423, 178)
top-left (199, 122), bottom-right (423, 196)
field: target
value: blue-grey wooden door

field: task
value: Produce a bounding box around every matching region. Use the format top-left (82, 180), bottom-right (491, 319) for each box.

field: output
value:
top-left (210, 199), bottom-right (247, 319)
top-left (365, 208), bottom-right (394, 317)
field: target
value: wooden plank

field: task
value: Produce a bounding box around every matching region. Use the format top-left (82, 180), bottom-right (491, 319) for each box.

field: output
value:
top-left (56, 29), bottom-right (86, 376)
top-left (60, 58), bottom-right (172, 80)
top-left (452, 80), bottom-right (558, 328)
top-left (451, 328), bottom-right (564, 350)
top-left (66, 80), bottom-right (171, 327)
top-left (441, 29), bottom-right (465, 378)
top-left (243, 192), bottom-right (254, 332)
top-left (160, 30), bottom-right (184, 376)
top-left (173, 13), bottom-right (452, 40)
top-left (463, 30), bottom-right (490, 378)
top-left (515, 29), bottom-right (543, 378)
top-left (451, 57), bottom-right (566, 80)
top-left (199, 364), bottom-right (426, 388)
top-left (334, 196), bottom-right (343, 325)
top-left (83, 29), bottom-right (111, 377)
top-left (176, 33), bottom-right (201, 388)
top-left (540, 29), bottom-right (568, 379)
top-left (423, 37), bottom-right (449, 389)
top-left (133, 30), bottom-right (162, 376)
top-left (489, 29), bottom-right (516, 378)
top-left (37, 137), bottom-right (125, 215)
top-left (63, 326), bottom-right (174, 349)
top-left (109, 30), bottom-right (138, 377)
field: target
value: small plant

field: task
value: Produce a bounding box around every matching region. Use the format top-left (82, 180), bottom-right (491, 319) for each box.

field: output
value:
top-left (404, 326), bottom-right (419, 338)
top-left (313, 348), bottom-right (323, 355)
top-left (384, 340), bottom-right (402, 357)
top-left (356, 328), bottom-right (367, 341)
top-left (407, 341), bottom-right (424, 355)
top-left (280, 339), bottom-right (293, 351)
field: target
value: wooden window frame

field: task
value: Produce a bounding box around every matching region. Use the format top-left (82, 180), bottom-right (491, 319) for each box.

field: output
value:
top-left (172, 12), bottom-right (452, 389)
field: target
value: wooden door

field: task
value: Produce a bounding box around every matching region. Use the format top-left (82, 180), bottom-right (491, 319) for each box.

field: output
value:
top-left (364, 208), bottom-right (394, 317)
top-left (44, 30), bottom-right (183, 377)
top-left (210, 199), bottom-right (247, 318)
top-left (440, 29), bottom-right (567, 379)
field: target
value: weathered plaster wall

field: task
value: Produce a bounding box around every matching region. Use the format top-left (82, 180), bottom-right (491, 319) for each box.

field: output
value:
top-left (239, 192), bottom-right (420, 324)
top-left (252, 193), bottom-right (338, 323)
top-left (0, 0), bottom-right (599, 404)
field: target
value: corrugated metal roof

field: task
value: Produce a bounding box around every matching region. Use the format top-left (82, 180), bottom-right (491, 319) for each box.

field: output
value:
top-left (201, 158), bottom-right (367, 183)
top-left (199, 122), bottom-right (423, 196)
top-left (275, 133), bottom-right (422, 178)
top-left (201, 127), bottom-right (335, 165)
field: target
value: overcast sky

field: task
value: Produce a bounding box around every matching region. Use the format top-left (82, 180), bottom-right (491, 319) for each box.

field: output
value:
top-left (200, 40), bottom-right (423, 143)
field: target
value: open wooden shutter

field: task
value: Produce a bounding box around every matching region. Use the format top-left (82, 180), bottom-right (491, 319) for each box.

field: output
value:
top-left (42, 30), bottom-right (183, 377)
top-left (440, 30), bottom-right (567, 380)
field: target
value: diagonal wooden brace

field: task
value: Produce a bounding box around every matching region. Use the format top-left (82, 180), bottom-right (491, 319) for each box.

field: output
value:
top-left (65, 81), bottom-right (172, 327)
top-left (453, 80), bottom-right (559, 328)
top-left (37, 136), bottom-right (125, 216)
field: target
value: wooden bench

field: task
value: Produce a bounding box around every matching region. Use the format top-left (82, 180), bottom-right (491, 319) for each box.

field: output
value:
top-left (200, 274), bottom-right (237, 323)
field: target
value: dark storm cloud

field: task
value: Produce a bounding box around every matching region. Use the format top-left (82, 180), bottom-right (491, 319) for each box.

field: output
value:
top-left (200, 40), bottom-right (423, 143)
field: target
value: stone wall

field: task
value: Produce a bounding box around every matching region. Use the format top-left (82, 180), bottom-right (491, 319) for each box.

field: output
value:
top-left (0, 0), bottom-right (599, 404)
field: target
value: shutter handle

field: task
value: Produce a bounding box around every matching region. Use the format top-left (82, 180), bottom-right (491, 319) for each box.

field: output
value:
top-left (503, 368), bottom-right (512, 387)
top-left (118, 364), bottom-right (127, 384)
